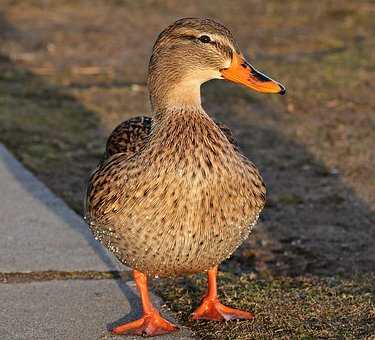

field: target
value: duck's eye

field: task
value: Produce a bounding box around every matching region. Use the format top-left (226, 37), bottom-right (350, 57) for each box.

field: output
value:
top-left (199, 35), bottom-right (211, 43)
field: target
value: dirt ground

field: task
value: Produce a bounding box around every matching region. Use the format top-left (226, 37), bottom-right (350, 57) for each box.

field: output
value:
top-left (0, 0), bottom-right (374, 338)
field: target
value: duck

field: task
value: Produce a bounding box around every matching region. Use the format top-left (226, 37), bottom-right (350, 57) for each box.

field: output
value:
top-left (85, 17), bottom-right (285, 336)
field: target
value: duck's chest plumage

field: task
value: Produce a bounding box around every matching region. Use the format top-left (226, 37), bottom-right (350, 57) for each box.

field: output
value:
top-left (86, 110), bottom-right (266, 277)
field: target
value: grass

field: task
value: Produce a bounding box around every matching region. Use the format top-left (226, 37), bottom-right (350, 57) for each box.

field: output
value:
top-left (154, 273), bottom-right (375, 339)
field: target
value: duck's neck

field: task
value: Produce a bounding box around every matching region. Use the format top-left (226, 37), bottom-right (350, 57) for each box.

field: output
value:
top-left (148, 75), bottom-right (222, 146)
top-left (147, 56), bottom-right (226, 141)
top-left (148, 77), bottom-right (203, 113)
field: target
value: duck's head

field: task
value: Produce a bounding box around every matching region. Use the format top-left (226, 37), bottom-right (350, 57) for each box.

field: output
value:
top-left (148, 18), bottom-right (286, 112)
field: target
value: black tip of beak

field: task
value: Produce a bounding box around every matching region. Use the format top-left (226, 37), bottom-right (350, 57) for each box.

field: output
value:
top-left (279, 86), bottom-right (286, 96)
top-left (248, 63), bottom-right (287, 95)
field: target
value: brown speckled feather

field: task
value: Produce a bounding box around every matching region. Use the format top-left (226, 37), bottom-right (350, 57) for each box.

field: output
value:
top-left (85, 108), bottom-right (265, 277)
top-left (106, 116), bottom-right (153, 158)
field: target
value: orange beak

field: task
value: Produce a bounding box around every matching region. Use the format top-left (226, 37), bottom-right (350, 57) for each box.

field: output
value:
top-left (220, 52), bottom-right (286, 95)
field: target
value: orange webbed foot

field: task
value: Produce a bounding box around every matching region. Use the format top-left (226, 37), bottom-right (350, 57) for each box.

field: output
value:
top-left (191, 296), bottom-right (254, 321)
top-left (112, 310), bottom-right (178, 336)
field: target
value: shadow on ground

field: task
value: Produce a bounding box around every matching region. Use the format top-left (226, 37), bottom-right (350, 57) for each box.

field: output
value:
top-left (204, 82), bottom-right (375, 277)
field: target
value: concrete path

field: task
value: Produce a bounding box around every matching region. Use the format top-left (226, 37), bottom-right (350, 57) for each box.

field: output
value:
top-left (0, 144), bottom-right (122, 273)
top-left (0, 144), bottom-right (193, 339)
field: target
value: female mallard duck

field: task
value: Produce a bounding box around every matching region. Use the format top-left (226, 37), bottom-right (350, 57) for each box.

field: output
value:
top-left (85, 17), bottom-right (285, 336)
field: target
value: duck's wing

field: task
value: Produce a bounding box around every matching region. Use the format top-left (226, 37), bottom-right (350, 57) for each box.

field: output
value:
top-left (84, 116), bottom-right (152, 221)
top-left (105, 116), bottom-right (153, 159)
top-left (105, 116), bottom-right (239, 159)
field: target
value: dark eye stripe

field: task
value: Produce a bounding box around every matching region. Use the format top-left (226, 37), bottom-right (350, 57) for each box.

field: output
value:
top-left (179, 34), bottom-right (233, 58)
top-left (180, 34), bottom-right (197, 41)
top-left (217, 44), bottom-right (233, 59)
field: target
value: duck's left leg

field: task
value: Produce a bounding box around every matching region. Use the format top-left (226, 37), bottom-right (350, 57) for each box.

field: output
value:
top-left (191, 266), bottom-right (254, 321)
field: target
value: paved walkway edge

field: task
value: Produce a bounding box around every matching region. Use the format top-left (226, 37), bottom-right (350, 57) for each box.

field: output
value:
top-left (0, 144), bottom-right (193, 339)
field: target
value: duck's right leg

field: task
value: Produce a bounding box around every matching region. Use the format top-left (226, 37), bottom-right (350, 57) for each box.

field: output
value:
top-left (191, 266), bottom-right (254, 321)
top-left (111, 270), bottom-right (178, 336)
